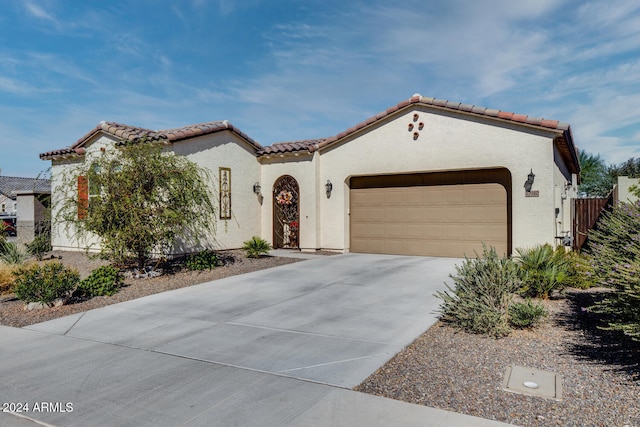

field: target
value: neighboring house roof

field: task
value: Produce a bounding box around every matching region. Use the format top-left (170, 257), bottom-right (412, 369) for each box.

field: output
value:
top-left (256, 94), bottom-right (580, 175)
top-left (0, 176), bottom-right (51, 199)
top-left (40, 120), bottom-right (262, 160)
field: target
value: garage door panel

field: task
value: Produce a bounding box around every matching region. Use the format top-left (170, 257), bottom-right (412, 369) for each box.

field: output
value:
top-left (386, 223), bottom-right (405, 237)
top-left (464, 223), bottom-right (491, 240)
top-left (484, 223), bottom-right (508, 239)
top-left (439, 188), bottom-right (465, 204)
top-left (426, 224), bottom-right (463, 239)
top-left (405, 207), bottom-right (424, 222)
top-left (487, 206), bottom-right (508, 221)
top-left (350, 181), bottom-right (508, 258)
top-left (464, 206), bottom-right (490, 220)
top-left (441, 206), bottom-right (464, 222)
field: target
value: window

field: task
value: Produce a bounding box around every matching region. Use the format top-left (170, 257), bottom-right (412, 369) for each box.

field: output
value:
top-left (1, 203), bottom-right (5, 213)
top-left (219, 167), bottom-right (231, 220)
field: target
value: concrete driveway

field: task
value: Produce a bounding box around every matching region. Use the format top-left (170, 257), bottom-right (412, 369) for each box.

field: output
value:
top-left (0, 253), bottom-right (514, 427)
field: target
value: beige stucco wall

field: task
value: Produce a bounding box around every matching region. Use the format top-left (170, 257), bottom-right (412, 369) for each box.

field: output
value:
top-left (315, 107), bottom-right (573, 253)
top-left (50, 130), bottom-right (261, 253)
top-left (170, 132), bottom-right (261, 250)
top-left (50, 153), bottom-right (98, 251)
top-left (616, 176), bottom-right (640, 204)
top-left (552, 143), bottom-right (579, 247)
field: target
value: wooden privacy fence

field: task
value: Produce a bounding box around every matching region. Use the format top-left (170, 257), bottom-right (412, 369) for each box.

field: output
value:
top-left (572, 192), bottom-right (614, 250)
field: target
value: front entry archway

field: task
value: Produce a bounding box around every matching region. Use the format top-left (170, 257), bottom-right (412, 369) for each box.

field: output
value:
top-left (273, 175), bottom-right (300, 249)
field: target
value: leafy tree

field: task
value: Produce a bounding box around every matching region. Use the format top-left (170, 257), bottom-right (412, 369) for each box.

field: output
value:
top-left (578, 151), bottom-right (615, 198)
top-left (60, 139), bottom-right (217, 272)
top-left (608, 157), bottom-right (640, 179)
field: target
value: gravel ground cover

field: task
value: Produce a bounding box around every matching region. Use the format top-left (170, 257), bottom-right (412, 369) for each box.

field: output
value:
top-left (356, 288), bottom-right (640, 427)
top-left (2, 251), bottom-right (638, 426)
top-left (0, 249), bottom-right (301, 328)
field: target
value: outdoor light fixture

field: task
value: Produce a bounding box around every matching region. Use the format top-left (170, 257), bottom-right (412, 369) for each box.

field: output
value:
top-left (325, 180), bottom-right (333, 198)
top-left (524, 169), bottom-right (535, 192)
top-left (253, 182), bottom-right (261, 195)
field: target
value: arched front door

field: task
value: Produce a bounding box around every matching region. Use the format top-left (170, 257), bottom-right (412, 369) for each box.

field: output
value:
top-left (273, 175), bottom-right (300, 249)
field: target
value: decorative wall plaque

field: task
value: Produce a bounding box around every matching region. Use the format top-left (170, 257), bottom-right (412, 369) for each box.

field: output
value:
top-left (219, 167), bottom-right (231, 219)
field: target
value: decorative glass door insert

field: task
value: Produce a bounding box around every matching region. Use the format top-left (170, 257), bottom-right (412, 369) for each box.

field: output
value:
top-left (273, 175), bottom-right (299, 249)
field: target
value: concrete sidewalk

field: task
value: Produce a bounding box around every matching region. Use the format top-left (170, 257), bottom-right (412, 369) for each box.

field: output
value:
top-left (0, 254), bottom-right (517, 426)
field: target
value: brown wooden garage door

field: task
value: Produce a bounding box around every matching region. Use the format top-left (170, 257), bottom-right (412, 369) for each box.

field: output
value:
top-left (350, 181), bottom-right (508, 258)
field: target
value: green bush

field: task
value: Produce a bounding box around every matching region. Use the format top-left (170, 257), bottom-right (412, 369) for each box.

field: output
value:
top-left (586, 201), bottom-right (640, 340)
top-left (26, 233), bottom-right (52, 261)
top-left (242, 236), bottom-right (272, 258)
top-left (76, 265), bottom-right (123, 297)
top-left (185, 249), bottom-right (218, 271)
top-left (435, 245), bottom-right (521, 338)
top-left (0, 241), bottom-right (28, 265)
top-left (509, 300), bottom-right (548, 328)
top-left (514, 244), bottom-right (571, 299)
top-left (13, 262), bottom-right (79, 305)
top-left (563, 251), bottom-right (597, 289)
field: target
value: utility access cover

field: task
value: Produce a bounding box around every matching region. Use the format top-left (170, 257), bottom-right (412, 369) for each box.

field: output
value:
top-left (502, 365), bottom-right (562, 401)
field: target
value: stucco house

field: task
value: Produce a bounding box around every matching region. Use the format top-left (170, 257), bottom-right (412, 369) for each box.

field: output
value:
top-left (0, 175), bottom-right (51, 237)
top-left (40, 94), bottom-right (580, 258)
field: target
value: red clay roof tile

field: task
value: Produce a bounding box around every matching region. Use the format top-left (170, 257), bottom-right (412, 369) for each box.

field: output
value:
top-left (39, 95), bottom-right (578, 175)
top-left (40, 120), bottom-right (262, 160)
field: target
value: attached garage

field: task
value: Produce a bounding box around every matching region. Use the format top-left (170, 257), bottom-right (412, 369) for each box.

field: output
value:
top-left (349, 169), bottom-right (512, 258)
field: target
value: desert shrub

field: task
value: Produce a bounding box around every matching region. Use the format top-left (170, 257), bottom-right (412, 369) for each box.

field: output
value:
top-left (514, 244), bottom-right (571, 299)
top-left (185, 249), bottom-right (218, 271)
top-left (76, 265), bottom-right (123, 297)
top-left (509, 300), bottom-right (548, 328)
top-left (0, 263), bottom-right (17, 294)
top-left (242, 236), bottom-right (272, 258)
top-left (13, 262), bottom-right (79, 305)
top-left (26, 233), bottom-right (52, 261)
top-left (0, 241), bottom-right (28, 265)
top-left (435, 245), bottom-right (521, 338)
top-left (563, 250), bottom-right (597, 289)
top-left (586, 201), bottom-right (640, 340)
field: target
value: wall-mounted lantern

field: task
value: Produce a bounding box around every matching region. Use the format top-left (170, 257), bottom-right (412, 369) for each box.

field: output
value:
top-left (524, 169), bottom-right (535, 192)
top-left (253, 182), bottom-right (261, 195)
top-left (325, 180), bottom-right (333, 198)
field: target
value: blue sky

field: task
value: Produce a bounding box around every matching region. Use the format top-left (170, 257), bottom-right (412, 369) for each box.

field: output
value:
top-left (2, 0), bottom-right (640, 177)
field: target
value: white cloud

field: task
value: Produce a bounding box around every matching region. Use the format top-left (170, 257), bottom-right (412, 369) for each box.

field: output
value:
top-left (24, 1), bottom-right (57, 23)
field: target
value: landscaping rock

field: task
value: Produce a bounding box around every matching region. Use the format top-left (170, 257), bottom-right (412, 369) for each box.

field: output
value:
top-left (23, 298), bottom-right (65, 311)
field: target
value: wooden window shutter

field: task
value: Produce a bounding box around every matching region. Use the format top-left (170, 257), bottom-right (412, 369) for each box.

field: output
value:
top-left (78, 176), bottom-right (88, 219)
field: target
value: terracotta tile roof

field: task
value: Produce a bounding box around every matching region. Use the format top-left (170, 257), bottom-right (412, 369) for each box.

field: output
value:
top-left (253, 95), bottom-right (577, 172)
top-left (313, 94), bottom-right (571, 151)
top-left (0, 176), bottom-right (51, 198)
top-left (256, 139), bottom-right (324, 156)
top-left (40, 120), bottom-right (262, 160)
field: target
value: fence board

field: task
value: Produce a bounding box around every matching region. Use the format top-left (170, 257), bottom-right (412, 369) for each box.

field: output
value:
top-left (572, 193), bottom-right (614, 250)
